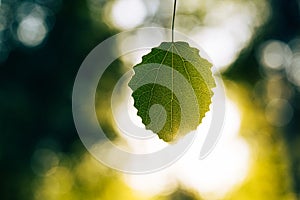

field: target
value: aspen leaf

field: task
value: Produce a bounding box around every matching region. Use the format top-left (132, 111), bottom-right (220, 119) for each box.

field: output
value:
top-left (128, 42), bottom-right (215, 142)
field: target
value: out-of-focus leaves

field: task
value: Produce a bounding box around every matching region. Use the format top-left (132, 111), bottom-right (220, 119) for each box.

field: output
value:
top-left (223, 82), bottom-right (295, 200)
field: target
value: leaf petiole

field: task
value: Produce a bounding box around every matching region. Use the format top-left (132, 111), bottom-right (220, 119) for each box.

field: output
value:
top-left (172, 0), bottom-right (177, 43)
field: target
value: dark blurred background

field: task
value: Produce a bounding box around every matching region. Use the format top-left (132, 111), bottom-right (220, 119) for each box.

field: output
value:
top-left (0, 0), bottom-right (300, 199)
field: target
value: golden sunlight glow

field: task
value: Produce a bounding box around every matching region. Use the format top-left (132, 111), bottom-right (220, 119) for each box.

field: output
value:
top-left (85, 0), bottom-right (270, 198)
top-left (174, 101), bottom-right (250, 199)
top-left (118, 91), bottom-right (250, 199)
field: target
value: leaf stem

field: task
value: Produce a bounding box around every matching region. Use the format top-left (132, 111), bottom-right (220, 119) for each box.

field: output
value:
top-left (172, 0), bottom-right (177, 43)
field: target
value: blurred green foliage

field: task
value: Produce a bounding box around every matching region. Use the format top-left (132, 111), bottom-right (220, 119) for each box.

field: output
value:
top-left (223, 82), bottom-right (295, 199)
top-left (1, 0), bottom-right (300, 200)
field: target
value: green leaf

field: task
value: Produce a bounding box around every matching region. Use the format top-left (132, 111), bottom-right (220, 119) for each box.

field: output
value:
top-left (128, 41), bottom-right (215, 142)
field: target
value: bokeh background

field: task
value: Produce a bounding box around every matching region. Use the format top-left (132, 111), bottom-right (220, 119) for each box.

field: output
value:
top-left (1, 0), bottom-right (300, 199)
